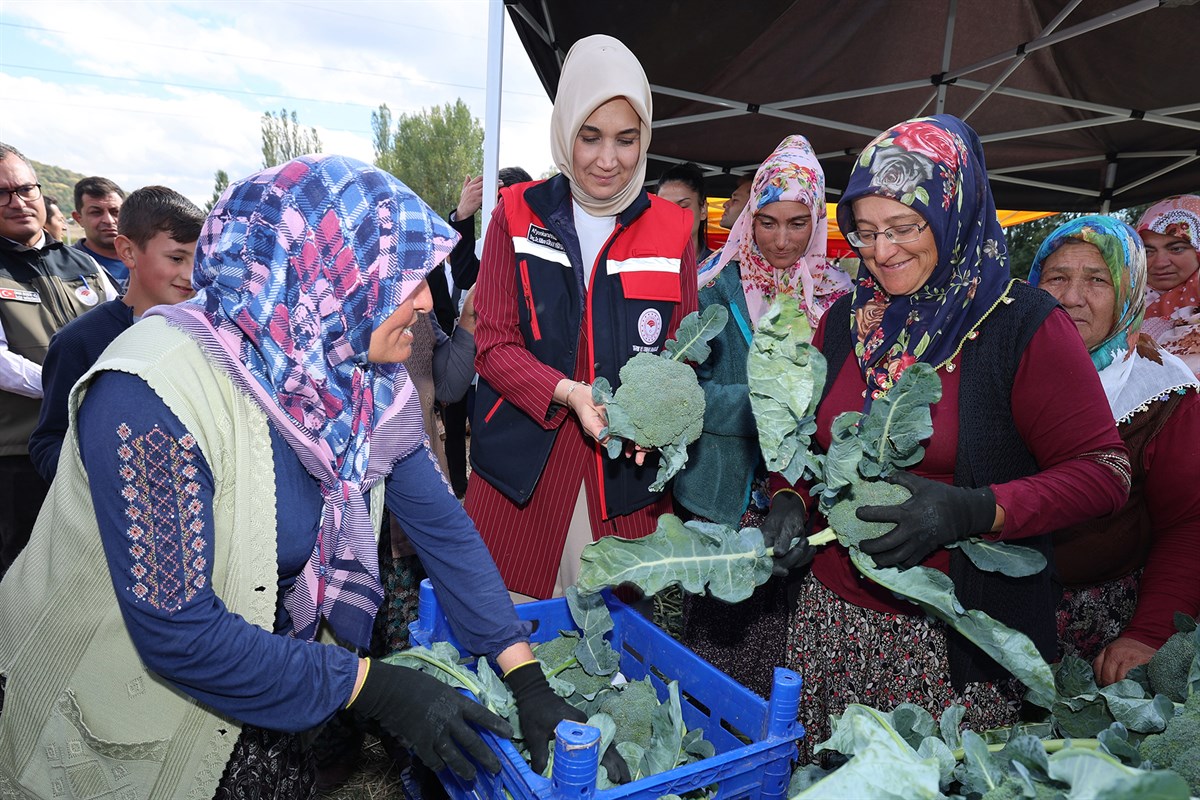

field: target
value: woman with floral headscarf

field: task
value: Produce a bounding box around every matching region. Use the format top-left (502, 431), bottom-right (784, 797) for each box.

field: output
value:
top-left (465, 34), bottom-right (697, 601)
top-left (761, 116), bottom-right (1130, 758)
top-left (0, 155), bottom-right (609, 798)
top-left (1028, 216), bottom-right (1200, 686)
top-left (1136, 195), bottom-right (1200, 377)
top-left (671, 136), bottom-right (850, 693)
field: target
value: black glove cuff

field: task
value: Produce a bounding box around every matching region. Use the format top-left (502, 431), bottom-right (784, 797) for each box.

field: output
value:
top-left (503, 661), bottom-right (549, 699)
top-left (964, 486), bottom-right (997, 536)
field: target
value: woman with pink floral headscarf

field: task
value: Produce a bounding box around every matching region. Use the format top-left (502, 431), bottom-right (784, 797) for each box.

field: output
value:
top-left (1137, 195), bottom-right (1200, 377)
top-left (674, 137), bottom-right (849, 694)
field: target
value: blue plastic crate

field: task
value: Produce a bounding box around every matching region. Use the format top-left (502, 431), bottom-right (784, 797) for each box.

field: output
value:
top-left (409, 580), bottom-right (803, 800)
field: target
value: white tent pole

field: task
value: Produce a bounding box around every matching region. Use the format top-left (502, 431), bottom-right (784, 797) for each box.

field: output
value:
top-left (988, 155), bottom-right (1106, 175)
top-left (961, 0), bottom-right (1082, 122)
top-left (956, 80), bottom-right (1200, 132)
top-left (653, 109), bottom-right (746, 129)
top-left (936, 0), bottom-right (958, 115)
top-left (481, 0), bottom-right (505, 244)
top-left (1113, 154), bottom-right (1200, 197)
top-left (988, 173), bottom-right (1102, 197)
top-left (942, 0), bottom-right (1159, 81)
top-left (1100, 160), bottom-right (1119, 214)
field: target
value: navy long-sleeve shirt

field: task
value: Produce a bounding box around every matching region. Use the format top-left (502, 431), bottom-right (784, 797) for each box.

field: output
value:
top-left (77, 369), bottom-right (529, 732)
top-left (29, 299), bottom-right (135, 483)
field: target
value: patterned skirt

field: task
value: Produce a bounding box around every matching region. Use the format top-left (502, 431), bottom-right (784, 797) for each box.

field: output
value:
top-left (786, 576), bottom-right (1024, 764)
top-left (214, 725), bottom-right (315, 800)
top-left (1056, 571), bottom-right (1141, 663)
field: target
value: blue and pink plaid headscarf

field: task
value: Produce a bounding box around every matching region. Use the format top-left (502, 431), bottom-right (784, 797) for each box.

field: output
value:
top-left (151, 154), bottom-right (457, 649)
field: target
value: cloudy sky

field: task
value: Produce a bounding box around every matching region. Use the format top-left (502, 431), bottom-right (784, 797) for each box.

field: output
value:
top-left (0, 0), bottom-right (555, 206)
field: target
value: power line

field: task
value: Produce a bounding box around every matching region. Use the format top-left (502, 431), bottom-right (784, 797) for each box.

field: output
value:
top-left (0, 20), bottom-right (544, 98)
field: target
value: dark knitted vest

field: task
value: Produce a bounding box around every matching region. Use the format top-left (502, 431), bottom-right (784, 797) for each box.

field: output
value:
top-left (818, 281), bottom-right (1060, 689)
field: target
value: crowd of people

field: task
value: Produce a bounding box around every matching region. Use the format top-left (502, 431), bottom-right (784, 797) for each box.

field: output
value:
top-left (0, 31), bottom-right (1197, 799)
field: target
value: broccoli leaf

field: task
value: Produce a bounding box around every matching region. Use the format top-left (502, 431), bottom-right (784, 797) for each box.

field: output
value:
top-left (949, 538), bottom-right (1048, 577)
top-left (1097, 723), bottom-right (1145, 766)
top-left (651, 440), bottom-right (690, 493)
top-left (565, 586), bottom-right (619, 676)
top-left (939, 704), bottom-right (966, 751)
top-left (1098, 681), bottom-right (1175, 734)
top-left (800, 707), bottom-right (943, 799)
top-left (576, 515), bottom-right (773, 602)
top-left (953, 730), bottom-right (1005, 795)
top-left (662, 305), bottom-right (728, 364)
top-left (1046, 747), bottom-right (1190, 798)
top-left (855, 362), bottom-right (942, 476)
top-left (819, 412), bottom-right (866, 504)
top-left (848, 548), bottom-right (1057, 709)
top-left (747, 302), bottom-right (826, 483)
top-left (641, 681), bottom-right (687, 776)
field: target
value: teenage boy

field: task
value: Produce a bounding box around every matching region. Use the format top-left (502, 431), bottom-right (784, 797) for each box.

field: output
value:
top-left (29, 185), bottom-right (203, 483)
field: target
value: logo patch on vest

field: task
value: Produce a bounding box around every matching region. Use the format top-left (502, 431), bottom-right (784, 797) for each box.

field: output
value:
top-left (0, 287), bottom-right (41, 303)
top-left (74, 285), bottom-right (99, 306)
top-left (527, 224), bottom-right (565, 253)
top-left (637, 308), bottom-right (663, 346)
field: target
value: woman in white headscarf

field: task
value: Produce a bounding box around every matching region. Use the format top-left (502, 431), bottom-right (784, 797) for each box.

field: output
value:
top-left (465, 34), bottom-right (698, 600)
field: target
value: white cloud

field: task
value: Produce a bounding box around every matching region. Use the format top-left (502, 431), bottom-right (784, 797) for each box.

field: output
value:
top-left (0, 0), bottom-right (554, 206)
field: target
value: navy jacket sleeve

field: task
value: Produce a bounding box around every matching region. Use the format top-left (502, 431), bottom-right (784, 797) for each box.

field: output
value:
top-left (77, 370), bottom-right (360, 732)
top-left (447, 210), bottom-right (480, 290)
top-left (384, 448), bottom-right (529, 658)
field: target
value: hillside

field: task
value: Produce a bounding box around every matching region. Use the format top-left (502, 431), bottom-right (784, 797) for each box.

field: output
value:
top-left (30, 159), bottom-right (88, 209)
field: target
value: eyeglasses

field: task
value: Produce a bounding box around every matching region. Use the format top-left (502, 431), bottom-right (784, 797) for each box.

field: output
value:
top-left (846, 221), bottom-right (929, 248)
top-left (0, 183), bottom-right (42, 207)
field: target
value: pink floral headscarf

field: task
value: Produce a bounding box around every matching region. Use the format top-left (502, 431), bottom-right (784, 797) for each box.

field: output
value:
top-left (708, 135), bottom-right (851, 326)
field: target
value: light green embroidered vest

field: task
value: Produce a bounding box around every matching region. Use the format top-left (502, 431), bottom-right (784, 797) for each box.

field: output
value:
top-left (0, 317), bottom-right (279, 800)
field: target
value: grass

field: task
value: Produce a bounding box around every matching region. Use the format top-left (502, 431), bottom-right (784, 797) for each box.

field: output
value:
top-left (316, 735), bottom-right (409, 800)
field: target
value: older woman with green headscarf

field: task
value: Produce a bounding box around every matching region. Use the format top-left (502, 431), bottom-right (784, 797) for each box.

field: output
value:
top-left (1029, 215), bottom-right (1200, 686)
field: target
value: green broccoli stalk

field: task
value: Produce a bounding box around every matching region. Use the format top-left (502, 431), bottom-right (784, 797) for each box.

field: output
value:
top-left (591, 305), bottom-right (727, 492)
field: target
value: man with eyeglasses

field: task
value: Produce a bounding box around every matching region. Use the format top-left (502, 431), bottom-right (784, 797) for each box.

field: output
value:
top-left (0, 142), bottom-right (117, 579)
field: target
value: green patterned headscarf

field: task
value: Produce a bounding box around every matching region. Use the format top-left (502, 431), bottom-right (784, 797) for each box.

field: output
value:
top-left (1027, 215), bottom-right (1146, 371)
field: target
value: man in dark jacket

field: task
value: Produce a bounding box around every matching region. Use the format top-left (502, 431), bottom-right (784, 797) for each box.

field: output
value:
top-left (0, 143), bottom-right (117, 577)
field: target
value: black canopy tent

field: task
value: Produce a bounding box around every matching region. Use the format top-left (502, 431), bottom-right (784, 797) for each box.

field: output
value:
top-left (503, 0), bottom-right (1200, 212)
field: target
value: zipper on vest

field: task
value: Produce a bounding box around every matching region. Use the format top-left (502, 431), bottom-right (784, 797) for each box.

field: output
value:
top-left (518, 260), bottom-right (542, 341)
top-left (587, 221), bottom-right (626, 522)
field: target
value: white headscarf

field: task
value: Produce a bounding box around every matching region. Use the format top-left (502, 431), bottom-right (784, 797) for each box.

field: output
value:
top-left (550, 35), bottom-right (652, 217)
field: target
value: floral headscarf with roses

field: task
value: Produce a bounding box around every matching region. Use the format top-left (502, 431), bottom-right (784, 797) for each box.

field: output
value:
top-left (836, 115), bottom-right (1009, 401)
top-left (151, 154), bottom-right (457, 650)
top-left (709, 135), bottom-right (852, 326)
top-left (1135, 195), bottom-right (1200, 322)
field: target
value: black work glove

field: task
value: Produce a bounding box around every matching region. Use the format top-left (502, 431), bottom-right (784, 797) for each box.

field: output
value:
top-left (504, 661), bottom-right (631, 784)
top-left (351, 660), bottom-right (512, 780)
top-left (856, 470), bottom-right (996, 569)
top-left (760, 490), bottom-right (815, 577)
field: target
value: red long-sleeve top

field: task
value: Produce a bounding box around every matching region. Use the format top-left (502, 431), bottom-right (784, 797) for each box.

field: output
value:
top-left (772, 307), bottom-right (1130, 616)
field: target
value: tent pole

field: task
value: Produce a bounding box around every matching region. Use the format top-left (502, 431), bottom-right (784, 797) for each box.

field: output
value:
top-left (943, 0), bottom-right (1159, 81)
top-left (956, 80), bottom-right (1200, 132)
top-left (936, 0), bottom-right (958, 115)
top-left (481, 0), bottom-right (505, 244)
top-left (1113, 154), bottom-right (1200, 198)
top-left (961, 0), bottom-right (1083, 122)
top-left (989, 155), bottom-right (1106, 175)
top-left (1100, 159), bottom-right (1119, 214)
top-left (989, 173), bottom-right (1101, 198)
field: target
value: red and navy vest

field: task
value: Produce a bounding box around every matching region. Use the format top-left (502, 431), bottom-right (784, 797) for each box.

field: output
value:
top-left (471, 174), bottom-right (692, 516)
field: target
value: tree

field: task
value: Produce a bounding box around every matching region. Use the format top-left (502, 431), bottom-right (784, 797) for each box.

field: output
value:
top-left (371, 100), bottom-right (483, 221)
top-left (1004, 213), bottom-right (1078, 280)
top-left (204, 169), bottom-right (229, 214)
top-left (261, 108), bottom-right (323, 169)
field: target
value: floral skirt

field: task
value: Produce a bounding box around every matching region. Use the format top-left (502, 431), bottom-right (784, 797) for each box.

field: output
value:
top-left (786, 576), bottom-right (1024, 764)
top-left (1056, 571), bottom-right (1141, 663)
top-left (214, 725), bottom-right (315, 800)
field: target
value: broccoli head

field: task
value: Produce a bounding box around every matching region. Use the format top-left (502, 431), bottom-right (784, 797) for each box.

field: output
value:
top-left (597, 678), bottom-right (658, 750)
top-left (601, 353), bottom-right (705, 450)
top-left (823, 478), bottom-right (910, 549)
top-left (1147, 621), bottom-right (1198, 703)
top-left (1139, 690), bottom-right (1200, 795)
